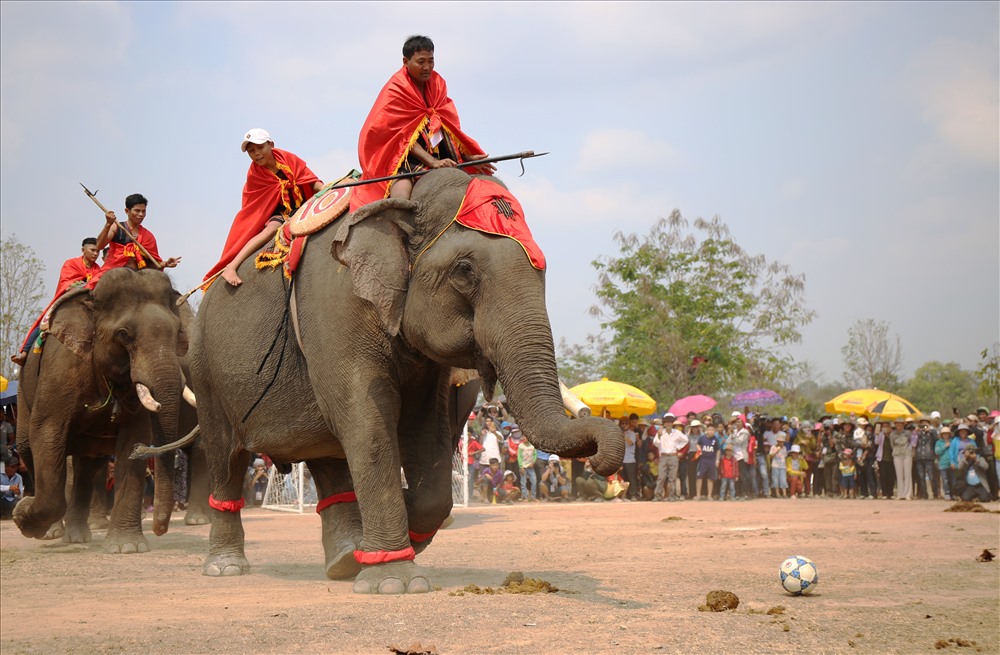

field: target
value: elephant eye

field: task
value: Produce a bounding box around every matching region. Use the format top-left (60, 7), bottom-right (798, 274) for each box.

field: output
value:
top-left (450, 259), bottom-right (478, 294)
top-left (116, 328), bottom-right (134, 345)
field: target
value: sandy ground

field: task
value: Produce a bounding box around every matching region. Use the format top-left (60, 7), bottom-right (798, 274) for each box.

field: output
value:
top-left (1, 497), bottom-right (998, 655)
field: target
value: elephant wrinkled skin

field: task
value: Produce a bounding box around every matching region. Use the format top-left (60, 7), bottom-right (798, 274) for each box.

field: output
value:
top-left (190, 169), bottom-right (624, 593)
top-left (14, 268), bottom-right (191, 552)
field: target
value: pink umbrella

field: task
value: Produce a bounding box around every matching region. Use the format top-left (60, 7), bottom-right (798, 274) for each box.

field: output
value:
top-left (668, 394), bottom-right (717, 417)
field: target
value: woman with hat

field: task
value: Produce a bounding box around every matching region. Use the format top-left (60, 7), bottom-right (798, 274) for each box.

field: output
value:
top-left (935, 426), bottom-right (955, 500)
top-left (889, 418), bottom-right (914, 499)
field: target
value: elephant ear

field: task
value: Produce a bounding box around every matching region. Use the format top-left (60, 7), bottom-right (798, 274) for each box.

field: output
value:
top-left (171, 291), bottom-right (193, 357)
top-left (47, 292), bottom-right (96, 363)
top-left (331, 198), bottom-right (418, 336)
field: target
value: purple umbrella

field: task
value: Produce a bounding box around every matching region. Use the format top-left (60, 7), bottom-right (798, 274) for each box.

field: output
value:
top-left (668, 394), bottom-right (717, 417)
top-left (730, 389), bottom-right (784, 407)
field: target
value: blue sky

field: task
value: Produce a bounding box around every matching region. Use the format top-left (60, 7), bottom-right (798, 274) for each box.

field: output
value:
top-left (1, 1), bottom-right (997, 385)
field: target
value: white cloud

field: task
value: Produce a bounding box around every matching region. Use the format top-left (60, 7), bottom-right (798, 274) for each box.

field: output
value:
top-left (902, 39), bottom-right (1000, 165)
top-left (573, 128), bottom-right (681, 175)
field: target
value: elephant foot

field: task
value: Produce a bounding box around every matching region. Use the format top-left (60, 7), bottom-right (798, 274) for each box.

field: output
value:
top-left (42, 521), bottom-right (65, 541)
top-left (104, 532), bottom-right (149, 554)
top-left (352, 561), bottom-right (430, 595)
top-left (88, 514), bottom-right (110, 530)
top-left (203, 554), bottom-right (250, 577)
top-left (63, 522), bottom-right (93, 544)
top-left (325, 541), bottom-right (362, 580)
top-left (11, 499), bottom-right (57, 540)
top-left (184, 507), bottom-right (211, 526)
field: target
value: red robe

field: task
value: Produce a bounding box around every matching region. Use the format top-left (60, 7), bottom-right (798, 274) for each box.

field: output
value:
top-left (19, 256), bottom-right (100, 352)
top-left (204, 149), bottom-right (319, 281)
top-left (350, 67), bottom-right (485, 212)
top-left (85, 224), bottom-right (161, 289)
top-left (55, 256), bottom-right (100, 297)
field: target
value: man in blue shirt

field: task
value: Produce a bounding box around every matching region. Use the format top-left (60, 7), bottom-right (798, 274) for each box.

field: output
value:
top-left (1, 456), bottom-right (24, 519)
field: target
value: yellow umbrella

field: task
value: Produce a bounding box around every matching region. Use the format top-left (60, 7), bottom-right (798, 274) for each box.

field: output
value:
top-left (569, 378), bottom-right (657, 419)
top-left (824, 389), bottom-right (921, 420)
top-left (0, 376), bottom-right (7, 393)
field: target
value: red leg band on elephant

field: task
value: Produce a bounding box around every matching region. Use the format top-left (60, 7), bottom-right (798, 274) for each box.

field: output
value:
top-left (353, 547), bottom-right (416, 565)
top-left (408, 528), bottom-right (438, 543)
top-left (315, 491), bottom-right (358, 514)
top-left (208, 495), bottom-right (245, 513)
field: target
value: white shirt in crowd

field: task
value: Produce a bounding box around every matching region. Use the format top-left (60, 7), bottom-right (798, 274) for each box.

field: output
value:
top-left (479, 430), bottom-right (502, 465)
top-left (654, 427), bottom-right (688, 455)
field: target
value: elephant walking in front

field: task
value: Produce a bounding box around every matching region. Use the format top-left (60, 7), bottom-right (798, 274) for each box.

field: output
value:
top-left (191, 169), bottom-right (623, 593)
top-left (14, 268), bottom-right (192, 552)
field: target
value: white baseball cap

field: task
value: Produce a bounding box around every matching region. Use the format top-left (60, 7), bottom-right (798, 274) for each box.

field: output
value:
top-left (241, 128), bottom-right (273, 152)
top-left (930, 411), bottom-right (941, 419)
top-left (548, 455), bottom-right (560, 462)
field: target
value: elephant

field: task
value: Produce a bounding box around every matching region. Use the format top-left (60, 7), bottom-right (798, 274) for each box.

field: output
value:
top-left (14, 267), bottom-right (192, 552)
top-left (190, 168), bottom-right (624, 593)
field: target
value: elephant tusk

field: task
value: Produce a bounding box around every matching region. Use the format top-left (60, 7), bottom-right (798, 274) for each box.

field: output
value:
top-left (136, 383), bottom-right (162, 413)
top-left (129, 426), bottom-right (200, 459)
top-left (183, 385), bottom-right (197, 408)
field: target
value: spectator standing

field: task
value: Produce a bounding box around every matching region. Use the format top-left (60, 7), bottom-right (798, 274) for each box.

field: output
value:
top-left (718, 445), bottom-right (739, 501)
top-left (858, 423), bottom-right (878, 499)
top-left (695, 423), bottom-right (719, 500)
top-left (798, 423), bottom-right (819, 497)
top-left (653, 413), bottom-right (686, 501)
top-left (875, 421), bottom-right (895, 498)
top-left (517, 430), bottom-right (537, 501)
top-left (479, 418), bottom-right (503, 468)
top-left (0, 411), bottom-right (14, 464)
top-left (935, 426), bottom-right (955, 500)
top-left (889, 418), bottom-right (913, 500)
top-left (622, 415), bottom-right (639, 500)
top-left (504, 425), bottom-right (522, 487)
top-left (914, 418), bottom-right (937, 500)
top-left (728, 414), bottom-right (752, 499)
top-left (839, 449), bottom-right (857, 499)
top-left (821, 427), bottom-right (840, 497)
top-left (756, 420), bottom-right (775, 498)
top-left (245, 458), bottom-right (268, 507)
top-left (770, 432), bottom-right (789, 499)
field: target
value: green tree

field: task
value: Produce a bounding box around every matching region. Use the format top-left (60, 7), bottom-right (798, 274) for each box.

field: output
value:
top-left (976, 344), bottom-right (1000, 410)
top-left (899, 361), bottom-right (982, 415)
top-left (556, 335), bottom-right (612, 388)
top-left (590, 210), bottom-right (815, 404)
top-left (840, 319), bottom-right (903, 390)
top-left (1, 234), bottom-right (46, 380)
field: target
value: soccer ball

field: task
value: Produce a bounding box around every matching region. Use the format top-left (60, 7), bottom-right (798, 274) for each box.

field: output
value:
top-left (779, 555), bottom-right (818, 595)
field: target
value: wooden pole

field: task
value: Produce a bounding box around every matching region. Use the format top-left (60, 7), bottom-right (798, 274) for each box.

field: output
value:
top-left (80, 183), bottom-right (164, 270)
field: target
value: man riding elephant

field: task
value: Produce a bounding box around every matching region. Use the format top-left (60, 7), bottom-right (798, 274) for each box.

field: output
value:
top-left (350, 34), bottom-right (495, 210)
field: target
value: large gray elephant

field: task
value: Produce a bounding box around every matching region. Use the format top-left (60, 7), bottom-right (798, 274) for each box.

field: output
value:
top-left (190, 168), bottom-right (624, 593)
top-left (14, 267), bottom-right (192, 552)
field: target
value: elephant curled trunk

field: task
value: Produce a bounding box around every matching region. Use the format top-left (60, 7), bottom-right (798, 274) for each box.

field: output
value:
top-left (478, 298), bottom-right (624, 476)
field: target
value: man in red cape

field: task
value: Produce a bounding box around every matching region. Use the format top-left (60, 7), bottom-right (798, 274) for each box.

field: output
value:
top-left (93, 192), bottom-right (181, 283)
top-left (350, 35), bottom-right (494, 213)
top-left (10, 238), bottom-right (102, 366)
top-left (205, 128), bottom-right (322, 286)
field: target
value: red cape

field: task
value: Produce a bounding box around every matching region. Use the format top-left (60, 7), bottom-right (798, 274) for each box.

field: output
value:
top-left (350, 67), bottom-right (485, 212)
top-left (204, 149), bottom-right (319, 280)
top-left (55, 256), bottom-right (99, 297)
top-left (85, 225), bottom-right (161, 289)
top-left (451, 178), bottom-right (545, 270)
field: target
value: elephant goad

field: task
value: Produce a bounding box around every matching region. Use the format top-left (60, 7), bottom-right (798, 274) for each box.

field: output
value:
top-left (191, 169), bottom-right (624, 593)
top-left (14, 268), bottom-right (192, 553)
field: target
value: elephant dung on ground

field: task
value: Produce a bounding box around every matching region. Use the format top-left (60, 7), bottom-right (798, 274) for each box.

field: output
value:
top-left (14, 268), bottom-right (192, 553)
top-left (191, 168), bottom-right (624, 593)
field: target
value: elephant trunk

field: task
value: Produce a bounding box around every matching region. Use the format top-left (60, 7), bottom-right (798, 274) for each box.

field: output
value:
top-left (476, 284), bottom-right (624, 476)
top-left (132, 363), bottom-right (183, 536)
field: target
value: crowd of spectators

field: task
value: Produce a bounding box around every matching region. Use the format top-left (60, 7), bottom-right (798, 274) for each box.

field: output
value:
top-left (464, 403), bottom-right (1000, 505)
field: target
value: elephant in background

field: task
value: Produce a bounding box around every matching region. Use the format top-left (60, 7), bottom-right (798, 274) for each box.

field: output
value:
top-left (191, 168), bottom-right (624, 593)
top-left (14, 268), bottom-right (192, 552)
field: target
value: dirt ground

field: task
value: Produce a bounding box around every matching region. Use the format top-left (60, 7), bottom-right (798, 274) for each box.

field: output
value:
top-left (2, 497), bottom-right (998, 655)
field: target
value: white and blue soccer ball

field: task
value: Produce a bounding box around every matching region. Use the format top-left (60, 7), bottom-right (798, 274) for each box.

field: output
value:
top-left (779, 555), bottom-right (819, 595)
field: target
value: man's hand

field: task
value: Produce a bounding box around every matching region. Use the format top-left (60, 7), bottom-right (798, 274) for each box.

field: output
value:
top-left (10, 484), bottom-right (19, 495)
top-left (162, 256), bottom-right (181, 269)
top-left (429, 158), bottom-right (458, 169)
top-left (105, 210), bottom-right (117, 224)
top-left (467, 153), bottom-right (497, 174)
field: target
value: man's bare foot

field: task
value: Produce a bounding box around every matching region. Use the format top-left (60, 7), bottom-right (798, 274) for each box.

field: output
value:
top-left (10, 351), bottom-right (27, 366)
top-left (221, 266), bottom-right (242, 287)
